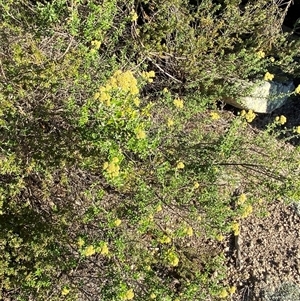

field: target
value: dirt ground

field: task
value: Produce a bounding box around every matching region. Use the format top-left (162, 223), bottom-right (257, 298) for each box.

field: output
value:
top-left (223, 95), bottom-right (300, 301)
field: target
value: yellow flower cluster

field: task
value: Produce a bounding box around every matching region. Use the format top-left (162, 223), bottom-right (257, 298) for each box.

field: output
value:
top-left (122, 288), bottom-right (135, 300)
top-left (135, 128), bottom-right (146, 139)
top-left (218, 289), bottom-right (228, 298)
top-left (184, 226), bottom-right (193, 237)
top-left (103, 157), bottom-right (120, 178)
top-left (166, 249), bottom-right (179, 267)
top-left (141, 70), bottom-right (155, 83)
top-left (219, 286), bottom-right (236, 298)
top-left (264, 72), bottom-right (274, 81)
top-left (91, 40), bottom-right (101, 50)
top-left (173, 98), bottom-right (184, 109)
top-left (96, 242), bottom-right (109, 255)
top-left (216, 234), bottom-right (224, 242)
top-left (167, 118), bottom-right (174, 127)
top-left (61, 286), bottom-right (70, 296)
top-left (256, 50), bottom-right (265, 58)
top-left (130, 10), bottom-right (138, 22)
top-left (193, 182), bottom-right (200, 189)
top-left (237, 193), bottom-right (247, 205)
top-left (176, 161), bottom-right (185, 169)
top-left (82, 245), bottom-right (96, 257)
top-left (210, 112), bottom-right (220, 120)
top-left (294, 126), bottom-right (300, 134)
top-left (275, 115), bottom-right (286, 125)
top-left (231, 221), bottom-right (240, 236)
top-left (94, 70), bottom-right (139, 105)
top-left (241, 109), bottom-right (256, 123)
top-left (295, 85), bottom-right (300, 94)
top-left (114, 219), bottom-right (122, 227)
top-left (241, 204), bottom-right (253, 218)
top-left (159, 235), bottom-right (172, 244)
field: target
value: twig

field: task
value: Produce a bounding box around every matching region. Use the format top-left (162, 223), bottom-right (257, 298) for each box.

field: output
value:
top-left (146, 56), bottom-right (183, 83)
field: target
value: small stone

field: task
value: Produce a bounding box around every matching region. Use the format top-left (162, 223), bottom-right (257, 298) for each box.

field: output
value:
top-left (223, 79), bottom-right (294, 113)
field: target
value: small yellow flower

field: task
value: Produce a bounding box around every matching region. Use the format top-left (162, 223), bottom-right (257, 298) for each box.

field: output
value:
top-left (100, 242), bottom-right (109, 255)
top-left (61, 286), bottom-right (70, 296)
top-left (244, 110), bottom-right (256, 123)
top-left (237, 193), bottom-right (247, 205)
top-left (295, 85), bottom-right (300, 94)
top-left (114, 219), bottom-right (122, 227)
top-left (112, 157), bottom-right (119, 163)
top-left (193, 182), bottom-right (200, 189)
top-left (156, 204), bottom-right (162, 212)
top-left (82, 245), bottom-right (96, 257)
top-left (241, 204), bottom-right (253, 218)
top-left (270, 57), bottom-right (275, 62)
top-left (148, 70), bottom-right (155, 78)
top-left (93, 92), bottom-right (100, 100)
top-left (275, 115), bottom-right (287, 125)
top-left (141, 71), bottom-right (155, 83)
top-left (130, 10), bottom-right (138, 22)
top-left (91, 40), bottom-right (101, 50)
top-left (294, 126), bottom-right (300, 134)
top-left (133, 97), bottom-right (140, 107)
top-left (228, 286), bottom-right (237, 295)
top-left (219, 289), bottom-right (228, 298)
top-left (216, 234), bottom-right (224, 242)
top-left (159, 235), bottom-right (172, 244)
top-left (264, 72), bottom-right (274, 81)
top-left (150, 293), bottom-right (156, 299)
top-left (173, 98), bottom-right (184, 109)
top-left (232, 221), bottom-right (240, 236)
top-left (122, 288), bottom-right (135, 300)
top-left (176, 161), bottom-right (185, 169)
top-left (163, 87), bottom-right (169, 93)
top-left (167, 118), bottom-right (174, 127)
top-left (77, 237), bottom-right (85, 248)
top-left (210, 112), bottom-right (220, 120)
top-left (256, 50), bottom-right (265, 58)
top-left (185, 226), bottom-right (193, 237)
top-left (136, 128), bottom-right (146, 139)
top-left (166, 250), bottom-right (179, 267)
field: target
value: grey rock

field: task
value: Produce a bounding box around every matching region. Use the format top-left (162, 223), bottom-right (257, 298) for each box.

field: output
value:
top-left (224, 80), bottom-right (295, 113)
